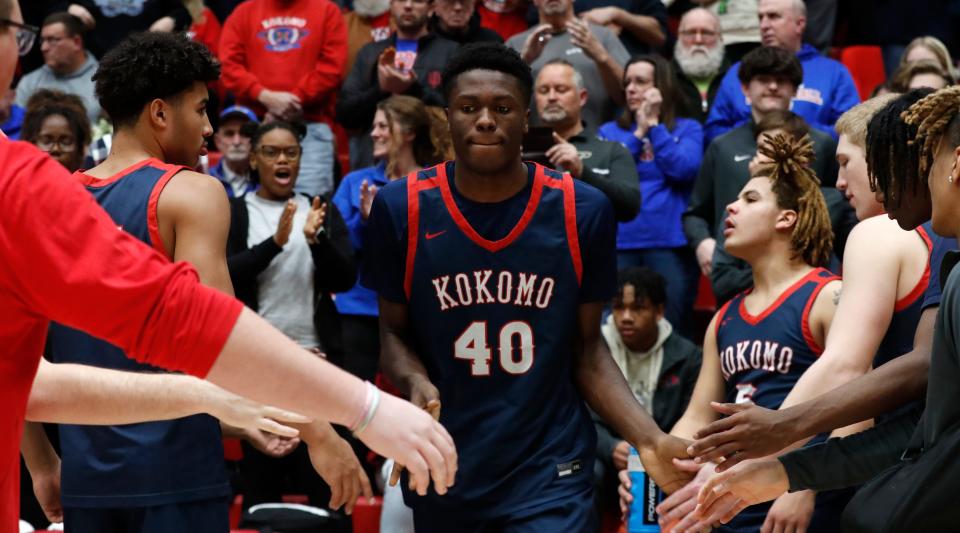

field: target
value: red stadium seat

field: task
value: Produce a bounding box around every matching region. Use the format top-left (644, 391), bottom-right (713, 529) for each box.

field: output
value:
top-left (839, 46), bottom-right (887, 101)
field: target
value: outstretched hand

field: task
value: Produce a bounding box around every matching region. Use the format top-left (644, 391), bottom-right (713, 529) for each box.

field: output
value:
top-left (695, 458), bottom-right (790, 525)
top-left (688, 402), bottom-right (796, 472)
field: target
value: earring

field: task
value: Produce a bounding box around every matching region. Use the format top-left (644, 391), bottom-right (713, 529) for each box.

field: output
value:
top-left (949, 175), bottom-right (955, 183)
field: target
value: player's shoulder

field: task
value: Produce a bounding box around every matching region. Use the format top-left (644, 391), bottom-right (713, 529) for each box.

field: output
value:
top-left (570, 177), bottom-right (612, 212)
top-left (0, 140), bottom-right (71, 188)
top-left (161, 169), bottom-right (229, 214)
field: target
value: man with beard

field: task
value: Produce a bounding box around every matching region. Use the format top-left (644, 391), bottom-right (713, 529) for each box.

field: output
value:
top-left (507, 0), bottom-right (629, 129)
top-left (673, 7), bottom-right (729, 123)
top-left (533, 58), bottom-right (640, 222)
top-left (337, 0), bottom-right (458, 169)
top-left (220, 0), bottom-right (347, 197)
top-left (429, 0), bottom-right (502, 45)
top-left (209, 105), bottom-right (258, 198)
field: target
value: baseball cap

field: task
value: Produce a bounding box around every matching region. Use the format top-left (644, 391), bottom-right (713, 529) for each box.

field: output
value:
top-left (219, 105), bottom-right (259, 124)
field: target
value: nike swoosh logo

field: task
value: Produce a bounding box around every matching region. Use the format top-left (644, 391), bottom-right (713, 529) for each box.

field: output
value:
top-left (425, 230), bottom-right (447, 240)
top-left (734, 154), bottom-right (751, 162)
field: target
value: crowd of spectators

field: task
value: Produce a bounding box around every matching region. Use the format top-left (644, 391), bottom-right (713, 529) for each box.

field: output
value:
top-left (15, 0), bottom-right (960, 530)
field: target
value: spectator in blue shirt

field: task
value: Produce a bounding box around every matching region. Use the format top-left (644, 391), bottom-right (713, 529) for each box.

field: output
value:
top-left (704, 0), bottom-right (859, 144)
top-left (332, 95), bottom-right (451, 382)
top-left (598, 54), bottom-right (703, 335)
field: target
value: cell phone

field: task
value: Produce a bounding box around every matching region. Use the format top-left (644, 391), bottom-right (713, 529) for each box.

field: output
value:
top-left (521, 126), bottom-right (557, 168)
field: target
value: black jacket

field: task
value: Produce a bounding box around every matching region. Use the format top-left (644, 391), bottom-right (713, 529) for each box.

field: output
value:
top-left (226, 193), bottom-right (356, 362)
top-left (594, 332), bottom-right (702, 463)
top-left (428, 13), bottom-right (502, 45)
top-left (673, 58), bottom-right (729, 124)
top-left (335, 33), bottom-right (460, 130)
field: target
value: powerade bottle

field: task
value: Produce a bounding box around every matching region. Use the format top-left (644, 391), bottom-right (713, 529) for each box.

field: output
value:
top-left (627, 447), bottom-right (661, 532)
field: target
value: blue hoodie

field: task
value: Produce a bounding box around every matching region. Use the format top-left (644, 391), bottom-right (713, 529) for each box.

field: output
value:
top-left (704, 44), bottom-right (860, 145)
top-left (598, 118), bottom-right (703, 250)
top-left (332, 162), bottom-right (390, 316)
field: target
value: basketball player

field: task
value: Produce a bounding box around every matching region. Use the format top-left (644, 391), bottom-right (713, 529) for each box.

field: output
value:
top-left (37, 31), bottom-right (370, 530)
top-left (0, 1), bottom-right (455, 529)
top-left (621, 134), bottom-right (859, 532)
top-left (683, 90), bottom-right (948, 472)
top-left (693, 85), bottom-right (960, 530)
top-left (652, 96), bottom-right (938, 531)
top-left (362, 42), bottom-right (692, 532)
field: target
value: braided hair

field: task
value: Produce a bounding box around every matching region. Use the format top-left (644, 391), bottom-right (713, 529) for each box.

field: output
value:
top-left (754, 133), bottom-right (833, 268)
top-left (865, 88), bottom-right (933, 209)
top-left (902, 85), bottom-right (960, 176)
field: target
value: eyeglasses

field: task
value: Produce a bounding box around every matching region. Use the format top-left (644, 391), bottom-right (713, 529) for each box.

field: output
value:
top-left (678, 29), bottom-right (719, 42)
top-left (258, 145), bottom-right (301, 160)
top-left (0, 19), bottom-right (40, 56)
top-left (35, 136), bottom-right (77, 152)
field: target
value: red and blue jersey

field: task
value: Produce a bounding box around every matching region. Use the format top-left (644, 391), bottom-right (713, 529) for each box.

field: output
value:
top-left (873, 223), bottom-right (933, 369)
top-left (47, 159), bottom-right (230, 508)
top-left (713, 267), bottom-right (850, 532)
top-left (715, 268), bottom-right (837, 409)
top-left (362, 161), bottom-right (617, 518)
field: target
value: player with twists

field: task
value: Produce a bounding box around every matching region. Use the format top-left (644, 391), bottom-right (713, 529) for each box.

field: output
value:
top-left (362, 42), bottom-right (691, 531)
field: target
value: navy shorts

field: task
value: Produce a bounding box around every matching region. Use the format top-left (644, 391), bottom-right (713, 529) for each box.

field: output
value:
top-left (412, 489), bottom-right (596, 533)
top-left (63, 496), bottom-right (230, 533)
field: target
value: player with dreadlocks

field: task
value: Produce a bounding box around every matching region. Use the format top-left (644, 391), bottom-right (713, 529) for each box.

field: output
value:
top-left (686, 85), bottom-right (960, 532)
top-left (621, 134), bottom-right (856, 532)
top-left (866, 88), bottom-right (935, 230)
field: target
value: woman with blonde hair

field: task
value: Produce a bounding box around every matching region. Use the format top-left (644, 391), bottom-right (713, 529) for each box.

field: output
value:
top-left (332, 94), bottom-right (452, 382)
top-left (898, 36), bottom-right (956, 79)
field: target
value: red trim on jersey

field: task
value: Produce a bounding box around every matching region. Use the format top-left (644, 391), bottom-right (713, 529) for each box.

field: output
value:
top-left (738, 268), bottom-right (825, 326)
top-left (404, 171), bottom-right (423, 300)
top-left (715, 299), bottom-right (733, 337)
top-left (544, 172), bottom-right (583, 285)
top-left (74, 158), bottom-right (159, 187)
top-left (146, 164), bottom-right (188, 258)
top-left (801, 271), bottom-right (841, 355)
top-left (894, 225), bottom-right (933, 312)
top-left (435, 161), bottom-right (545, 252)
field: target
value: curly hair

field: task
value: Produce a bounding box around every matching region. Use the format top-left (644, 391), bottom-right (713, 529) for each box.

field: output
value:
top-left (754, 134), bottom-right (833, 268)
top-left (442, 42), bottom-right (533, 106)
top-left (93, 31), bottom-right (220, 129)
top-left (377, 95), bottom-right (452, 177)
top-left (902, 86), bottom-right (960, 177)
top-left (738, 46), bottom-right (803, 88)
top-left (21, 89), bottom-right (91, 151)
top-left (865, 89), bottom-right (933, 209)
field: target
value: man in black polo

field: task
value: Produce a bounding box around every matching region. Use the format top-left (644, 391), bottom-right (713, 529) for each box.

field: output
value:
top-left (533, 58), bottom-right (640, 222)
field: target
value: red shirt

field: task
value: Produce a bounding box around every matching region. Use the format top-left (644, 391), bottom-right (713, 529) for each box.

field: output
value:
top-left (189, 7), bottom-right (222, 56)
top-left (477, 4), bottom-right (529, 41)
top-left (0, 140), bottom-right (242, 529)
top-left (219, 0), bottom-right (348, 124)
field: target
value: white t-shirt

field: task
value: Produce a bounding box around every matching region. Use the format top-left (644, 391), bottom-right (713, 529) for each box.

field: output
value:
top-left (246, 193), bottom-right (320, 349)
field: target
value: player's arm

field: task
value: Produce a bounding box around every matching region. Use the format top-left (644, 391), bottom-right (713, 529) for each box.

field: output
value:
top-left (158, 170), bottom-right (235, 295)
top-left (778, 225), bottom-right (900, 408)
top-left (20, 422), bottom-right (62, 523)
top-left (379, 297), bottom-right (439, 408)
top-left (574, 301), bottom-right (694, 494)
top-left (669, 312), bottom-right (727, 439)
top-left (26, 358), bottom-right (309, 433)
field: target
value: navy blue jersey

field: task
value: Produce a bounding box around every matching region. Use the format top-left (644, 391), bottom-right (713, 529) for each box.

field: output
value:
top-left (923, 227), bottom-right (956, 310)
top-left (873, 223), bottom-right (933, 369)
top-left (713, 267), bottom-right (845, 532)
top-left (362, 161), bottom-right (617, 518)
top-left (47, 159), bottom-right (229, 508)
